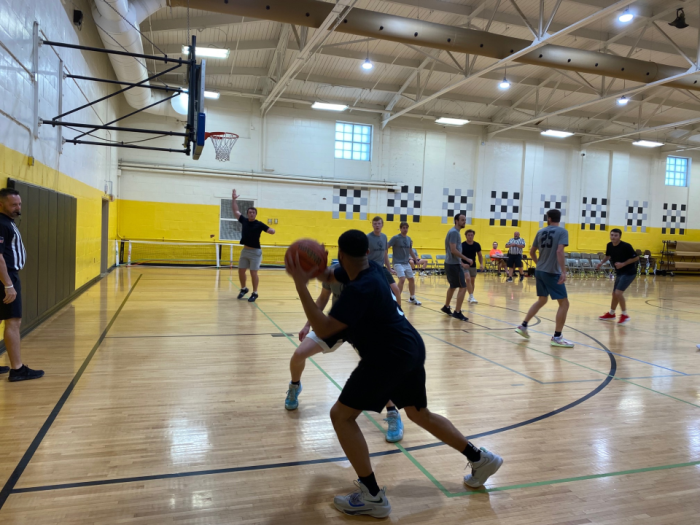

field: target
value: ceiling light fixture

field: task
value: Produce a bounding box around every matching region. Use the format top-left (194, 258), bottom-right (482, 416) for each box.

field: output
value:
top-left (312, 102), bottom-right (348, 111)
top-left (617, 96), bottom-right (629, 106)
top-left (618, 9), bottom-right (634, 23)
top-left (499, 78), bottom-right (511, 89)
top-left (633, 140), bottom-right (664, 147)
top-left (541, 130), bottom-right (574, 138)
top-left (182, 46), bottom-right (230, 59)
top-left (435, 117), bottom-right (470, 126)
top-left (362, 58), bottom-right (374, 70)
top-left (204, 91), bottom-right (220, 100)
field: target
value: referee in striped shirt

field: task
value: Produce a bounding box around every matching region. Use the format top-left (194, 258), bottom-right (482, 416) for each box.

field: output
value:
top-left (0, 188), bottom-right (43, 381)
top-left (505, 231), bottom-right (526, 283)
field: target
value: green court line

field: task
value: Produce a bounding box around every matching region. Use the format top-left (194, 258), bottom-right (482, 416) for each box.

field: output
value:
top-left (485, 332), bottom-right (700, 409)
top-left (241, 282), bottom-right (700, 498)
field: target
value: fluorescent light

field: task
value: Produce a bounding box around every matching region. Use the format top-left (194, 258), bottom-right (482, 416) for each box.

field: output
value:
top-left (633, 140), bottom-right (664, 148)
top-left (618, 10), bottom-right (634, 23)
top-left (311, 102), bottom-right (348, 111)
top-left (617, 96), bottom-right (629, 106)
top-left (182, 46), bottom-right (230, 59)
top-left (435, 117), bottom-right (470, 126)
top-left (541, 130), bottom-right (574, 138)
top-left (204, 91), bottom-right (220, 100)
top-left (361, 58), bottom-right (373, 70)
top-left (499, 79), bottom-right (511, 90)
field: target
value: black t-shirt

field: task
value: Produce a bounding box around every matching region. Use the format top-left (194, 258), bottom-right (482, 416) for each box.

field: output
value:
top-left (238, 216), bottom-right (269, 249)
top-left (461, 241), bottom-right (482, 266)
top-left (606, 241), bottom-right (637, 275)
top-left (0, 213), bottom-right (26, 271)
top-left (330, 261), bottom-right (424, 367)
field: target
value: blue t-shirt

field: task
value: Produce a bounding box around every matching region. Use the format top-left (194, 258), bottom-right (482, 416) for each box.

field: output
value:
top-left (330, 261), bottom-right (425, 366)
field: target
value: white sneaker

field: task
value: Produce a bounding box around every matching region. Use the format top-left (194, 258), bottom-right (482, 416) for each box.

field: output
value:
top-left (515, 325), bottom-right (529, 339)
top-left (468, 296), bottom-right (478, 304)
top-left (409, 296), bottom-right (422, 306)
top-left (334, 480), bottom-right (391, 518)
top-left (464, 448), bottom-right (503, 488)
top-left (551, 336), bottom-right (575, 348)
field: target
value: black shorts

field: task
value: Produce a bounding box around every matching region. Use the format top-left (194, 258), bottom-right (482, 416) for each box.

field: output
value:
top-left (0, 272), bottom-right (22, 320)
top-left (445, 263), bottom-right (466, 288)
top-left (382, 267), bottom-right (396, 285)
top-left (339, 359), bottom-right (428, 413)
top-left (507, 254), bottom-right (523, 268)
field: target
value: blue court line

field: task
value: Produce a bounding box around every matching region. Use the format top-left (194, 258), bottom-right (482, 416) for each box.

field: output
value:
top-left (417, 293), bottom-right (690, 376)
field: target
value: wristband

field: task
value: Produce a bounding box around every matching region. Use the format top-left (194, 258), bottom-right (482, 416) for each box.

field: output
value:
top-left (4, 285), bottom-right (13, 289)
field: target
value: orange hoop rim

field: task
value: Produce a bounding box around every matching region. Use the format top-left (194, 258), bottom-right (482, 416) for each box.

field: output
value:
top-left (205, 132), bottom-right (239, 140)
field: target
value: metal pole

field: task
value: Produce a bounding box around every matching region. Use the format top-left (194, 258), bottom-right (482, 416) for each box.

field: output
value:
top-left (41, 120), bottom-right (188, 137)
top-left (41, 40), bottom-right (185, 64)
top-left (115, 240), bottom-right (119, 267)
top-left (64, 140), bottom-right (189, 153)
top-left (66, 74), bottom-right (184, 93)
top-left (127, 241), bottom-right (132, 266)
top-left (32, 22), bottom-right (40, 140)
top-left (216, 243), bottom-right (220, 268)
top-left (230, 245), bottom-right (233, 268)
top-left (57, 59), bottom-right (63, 154)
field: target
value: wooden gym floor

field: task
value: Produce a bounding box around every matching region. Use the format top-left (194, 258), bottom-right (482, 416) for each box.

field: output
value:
top-left (0, 266), bottom-right (699, 524)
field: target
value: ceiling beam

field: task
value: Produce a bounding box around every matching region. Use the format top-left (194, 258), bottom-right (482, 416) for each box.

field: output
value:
top-left (141, 14), bottom-right (259, 33)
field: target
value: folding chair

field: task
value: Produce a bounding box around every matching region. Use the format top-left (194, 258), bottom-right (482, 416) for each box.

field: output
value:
top-left (421, 254), bottom-right (434, 275)
top-left (436, 254), bottom-right (446, 275)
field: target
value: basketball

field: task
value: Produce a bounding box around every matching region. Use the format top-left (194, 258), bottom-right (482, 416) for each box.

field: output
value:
top-left (285, 239), bottom-right (328, 277)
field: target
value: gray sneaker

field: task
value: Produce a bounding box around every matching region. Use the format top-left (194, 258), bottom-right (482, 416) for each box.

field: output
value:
top-left (334, 480), bottom-right (391, 518)
top-left (551, 336), bottom-right (574, 348)
top-left (463, 448), bottom-right (503, 488)
top-left (515, 325), bottom-right (529, 339)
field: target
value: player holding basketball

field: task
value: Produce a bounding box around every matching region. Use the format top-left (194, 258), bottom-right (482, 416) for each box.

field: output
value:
top-left (442, 214), bottom-right (472, 321)
top-left (515, 209), bottom-right (574, 348)
top-left (231, 189), bottom-right (275, 302)
top-left (367, 216), bottom-right (403, 308)
top-left (287, 230), bottom-right (503, 518)
top-left (596, 229), bottom-right (639, 325)
top-left (388, 222), bottom-right (421, 305)
top-left (285, 264), bottom-right (405, 443)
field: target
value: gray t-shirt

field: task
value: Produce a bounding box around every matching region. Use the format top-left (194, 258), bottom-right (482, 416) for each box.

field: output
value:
top-left (322, 264), bottom-right (344, 305)
top-left (388, 234), bottom-right (412, 264)
top-left (445, 227), bottom-right (462, 264)
top-left (533, 226), bottom-right (568, 274)
top-left (366, 232), bottom-right (388, 265)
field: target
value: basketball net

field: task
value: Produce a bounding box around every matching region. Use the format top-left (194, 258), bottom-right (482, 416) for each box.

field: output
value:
top-left (206, 132), bottom-right (239, 162)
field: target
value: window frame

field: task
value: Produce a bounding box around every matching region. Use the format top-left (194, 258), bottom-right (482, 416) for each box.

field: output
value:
top-left (220, 198), bottom-right (255, 241)
top-left (665, 156), bottom-right (690, 187)
top-left (335, 121), bottom-right (372, 162)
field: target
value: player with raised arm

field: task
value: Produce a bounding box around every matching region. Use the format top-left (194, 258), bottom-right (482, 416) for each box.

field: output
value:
top-left (231, 189), bottom-right (275, 302)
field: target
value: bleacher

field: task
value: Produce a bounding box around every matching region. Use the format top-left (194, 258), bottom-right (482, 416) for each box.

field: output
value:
top-left (661, 241), bottom-right (700, 274)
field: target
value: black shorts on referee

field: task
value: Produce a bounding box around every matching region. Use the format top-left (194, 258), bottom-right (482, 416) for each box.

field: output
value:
top-left (0, 271), bottom-right (22, 320)
top-left (507, 254), bottom-right (523, 268)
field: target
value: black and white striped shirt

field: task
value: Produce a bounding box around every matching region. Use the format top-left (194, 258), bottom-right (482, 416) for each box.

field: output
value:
top-left (507, 237), bottom-right (526, 255)
top-left (0, 213), bottom-right (26, 271)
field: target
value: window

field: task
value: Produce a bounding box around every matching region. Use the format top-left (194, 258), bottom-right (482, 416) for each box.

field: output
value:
top-left (335, 122), bottom-right (372, 161)
top-left (665, 156), bottom-right (689, 187)
top-left (220, 198), bottom-right (254, 240)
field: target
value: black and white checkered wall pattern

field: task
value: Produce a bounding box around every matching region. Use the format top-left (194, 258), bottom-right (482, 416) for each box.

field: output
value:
top-left (581, 196), bottom-right (608, 230)
top-left (489, 191), bottom-right (520, 226)
top-left (625, 200), bottom-right (648, 233)
top-left (387, 185), bottom-right (421, 223)
top-left (332, 186), bottom-right (369, 220)
top-left (540, 194), bottom-right (567, 227)
top-left (442, 188), bottom-right (473, 224)
top-left (662, 203), bottom-right (686, 235)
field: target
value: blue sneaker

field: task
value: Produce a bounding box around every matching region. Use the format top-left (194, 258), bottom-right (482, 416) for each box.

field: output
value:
top-left (384, 410), bottom-right (404, 443)
top-left (285, 382), bottom-right (302, 410)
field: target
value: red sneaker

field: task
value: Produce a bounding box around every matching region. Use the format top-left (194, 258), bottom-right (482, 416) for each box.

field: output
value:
top-left (618, 314), bottom-right (630, 325)
top-left (599, 312), bottom-right (616, 321)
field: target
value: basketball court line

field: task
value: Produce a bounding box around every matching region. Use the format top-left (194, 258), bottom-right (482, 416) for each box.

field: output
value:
top-left (417, 292), bottom-right (690, 375)
top-left (105, 333), bottom-right (282, 339)
top-left (573, 296), bottom-right (700, 326)
top-left (0, 274), bottom-right (144, 511)
top-left (645, 299), bottom-right (700, 315)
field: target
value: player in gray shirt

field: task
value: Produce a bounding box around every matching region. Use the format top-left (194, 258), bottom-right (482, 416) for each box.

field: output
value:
top-left (388, 222), bottom-right (421, 305)
top-left (515, 209), bottom-right (574, 348)
top-left (367, 216), bottom-right (402, 308)
top-left (442, 214), bottom-right (473, 321)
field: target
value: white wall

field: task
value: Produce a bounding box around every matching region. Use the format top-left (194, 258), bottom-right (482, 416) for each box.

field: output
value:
top-left (0, 0), bottom-right (118, 191)
top-left (116, 97), bottom-right (700, 233)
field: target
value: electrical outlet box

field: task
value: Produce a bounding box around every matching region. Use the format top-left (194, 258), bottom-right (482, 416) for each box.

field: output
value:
top-left (274, 219), bottom-right (278, 224)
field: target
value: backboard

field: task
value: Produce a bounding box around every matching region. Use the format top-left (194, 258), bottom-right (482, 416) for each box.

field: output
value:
top-left (184, 36), bottom-right (206, 160)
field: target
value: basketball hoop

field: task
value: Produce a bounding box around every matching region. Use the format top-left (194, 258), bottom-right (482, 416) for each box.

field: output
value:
top-left (205, 132), bottom-right (239, 162)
